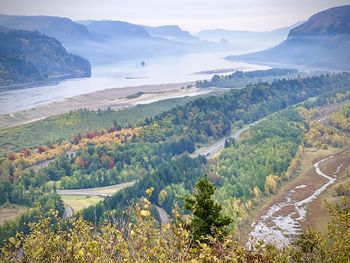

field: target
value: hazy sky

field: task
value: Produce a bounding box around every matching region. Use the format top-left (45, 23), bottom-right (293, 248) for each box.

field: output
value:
top-left (1, 0), bottom-right (350, 32)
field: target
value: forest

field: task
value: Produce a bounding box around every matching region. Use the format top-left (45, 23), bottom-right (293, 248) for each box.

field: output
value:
top-left (0, 72), bottom-right (350, 245)
top-left (213, 109), bottom-right (305, 218)
top-left (197, 68), bottom-right (299, 88)
top-left (1, 184), bottom-right (349, 262)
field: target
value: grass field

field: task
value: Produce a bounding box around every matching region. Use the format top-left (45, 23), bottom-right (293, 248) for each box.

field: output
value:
top-left (59, 181), bottom-right (136, 212)
top-left (61, 195), bottom-right (104, 212)
top-left (0, 204), bottom-right (28, 225)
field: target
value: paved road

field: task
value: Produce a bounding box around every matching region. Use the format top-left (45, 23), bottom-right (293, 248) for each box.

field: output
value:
top-left (192, 99), bottom-right (312, 159)
top-left (192, 120), bottom-right (261, 158)
top-left (57, 181), bottom-right (136, 197)
top-left (30, 150), bottom-right (77, 170)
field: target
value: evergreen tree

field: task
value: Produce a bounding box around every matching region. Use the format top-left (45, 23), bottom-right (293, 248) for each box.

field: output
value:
top-left (185, 176), bottom-right (232, 244)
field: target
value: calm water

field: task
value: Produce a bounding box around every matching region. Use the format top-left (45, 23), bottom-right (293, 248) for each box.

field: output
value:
top-left (0, 52), bottom-right (268, 114)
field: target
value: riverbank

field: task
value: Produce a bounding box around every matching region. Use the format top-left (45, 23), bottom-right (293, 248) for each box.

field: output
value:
top-left (0, 82), bottom-right (209, 128)
top-left (247, 148), bottom-right (344, 247)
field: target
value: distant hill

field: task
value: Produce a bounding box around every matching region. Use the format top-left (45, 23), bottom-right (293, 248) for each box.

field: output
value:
top-left (227, 5), bottom-right (350, 70)
top-left (0, 26), bottom-right (91, 86)
top-left (143, 25), bottom-right (199, 43)
top-left (0, 14), bottom-right (91, 42)
top-left (195, 22), bottom-right (303, 51)
top-left (0, 14), bottom-right (220, 64)
top-left (86, 20), bottom-right (150, 40)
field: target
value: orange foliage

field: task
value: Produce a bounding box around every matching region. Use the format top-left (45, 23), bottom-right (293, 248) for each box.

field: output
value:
top-left (75, 156), bottom-right (85, 168)
top-left (6, 127), bottom-right (142, 173)
top-left (7, 153), bottom-right (16, 161)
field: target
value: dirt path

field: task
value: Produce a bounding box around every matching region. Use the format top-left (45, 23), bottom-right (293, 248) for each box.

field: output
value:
top-left (155, 206), bottom-right (170, 224)
top-left (63, 204), bottom-right (74, 218)
top-left (248, 154), bottom-right (343, 248)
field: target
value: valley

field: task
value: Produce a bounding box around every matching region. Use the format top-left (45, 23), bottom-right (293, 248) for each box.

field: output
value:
top-left (1, 71), bottom-right (349, 245)
top-left (1, 3), bottom-right (350, 262)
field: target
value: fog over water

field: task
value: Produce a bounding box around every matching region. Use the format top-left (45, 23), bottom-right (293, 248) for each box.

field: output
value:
top-left (0, 51), bottom-right (268, 115)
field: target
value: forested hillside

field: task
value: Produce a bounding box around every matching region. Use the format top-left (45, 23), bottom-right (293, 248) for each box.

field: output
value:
top-left (228, 5), bottom-right (350, 70)
top-left (0, 26), bottom-right (91, 86)
top-left (197, 68), bottom-right (298, 88)
top-left (0, 73), bottom-right (350, 248)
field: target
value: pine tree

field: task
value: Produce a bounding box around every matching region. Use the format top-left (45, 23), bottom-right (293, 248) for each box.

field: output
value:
top-left (185, 175), bottom-right (232, 244)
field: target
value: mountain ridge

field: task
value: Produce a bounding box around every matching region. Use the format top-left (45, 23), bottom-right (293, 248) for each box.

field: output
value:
top-left (226, 5), bottom-right (350, 70)
top-left (195, 22), bottom-right (303, 52)
top-left (0, 26), bottom-right (91, 86)
top-left (0, 14), bottom-right (220, 64)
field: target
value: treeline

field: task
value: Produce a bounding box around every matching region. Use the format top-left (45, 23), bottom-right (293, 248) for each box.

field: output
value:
top-left (38, 128), bottom-right (196, 190)
top-left (49, 73), bottom-right (350, 190)
top-left (197, 68), bottom-right (298, 88)
top-left (0, 95), bottom-right (197, 157)
top-left (4, 73), bottom-right (350, 192)
top-left (1, 191), bottom-right (349, 262)
top-left (0, 193), bottom-right (63, 245)
top-left (329, 102), bottom-right (350, 132)
top-left (82, 155), bottom-right (205, 223)
top-left (214, 108), bottom-right (305, 220)
top-left (1, 73), bottom-right (350, 245)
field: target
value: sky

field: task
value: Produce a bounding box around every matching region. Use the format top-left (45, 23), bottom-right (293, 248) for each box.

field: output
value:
top-left (1, 0), bottom-right (350, 32)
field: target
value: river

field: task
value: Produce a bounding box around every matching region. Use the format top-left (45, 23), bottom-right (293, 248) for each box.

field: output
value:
top-left (248, 155), bottom-right (342, 248)
top-left (0, 51), bottom-right (268, 115)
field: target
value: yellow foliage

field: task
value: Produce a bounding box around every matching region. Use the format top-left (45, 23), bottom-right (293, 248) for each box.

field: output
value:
top-left (265, 174), bottom-right (278, 194)
top-left (5, 127), bottom-right (142, 178)
top-left (158, 189), bottom-right (168, 206)
top-left (2, 200), bottom-right (349, 262)
top-left (145, 187), bottom-right (154, 197)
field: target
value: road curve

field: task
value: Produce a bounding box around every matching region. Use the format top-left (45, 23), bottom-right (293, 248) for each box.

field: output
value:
top-left (57, 181), bottom-right (136, 197)
top-left (192, 119), bottom-right (262, 158)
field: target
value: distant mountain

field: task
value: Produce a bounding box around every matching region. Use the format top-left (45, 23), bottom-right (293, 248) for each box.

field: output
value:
top-left (196, 22), bottom-right (303, 52)
top-left (86, 20), bottom-right (150, 40)
top-left (227, 5), bottom-right (350, 70)
top-left (0, 14), bottom-right (221, 64)
top-left (0, 14), bottom-right (91, 42)
top-left (143, 25), bottom-right (199, 43)
top-left (0, 26), bottom-right (91, 86)
top-left (68, 20), bottom-right (219, 63)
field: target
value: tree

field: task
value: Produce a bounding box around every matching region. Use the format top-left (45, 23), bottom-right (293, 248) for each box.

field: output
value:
top-left (211, 74), bottom-right (221, 82)
top-left (185, 176), bottom-right (232, 244)
top-left (265, 174), bottom-right (278, 194)
top-left (224, 137), bottom-right (235, 148)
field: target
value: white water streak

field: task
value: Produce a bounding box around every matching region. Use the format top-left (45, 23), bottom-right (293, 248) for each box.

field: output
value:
top-left (248, 155), bottom-right (341, 248)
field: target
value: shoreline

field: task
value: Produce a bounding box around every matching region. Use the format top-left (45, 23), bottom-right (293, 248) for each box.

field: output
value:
top-left (0, 81), bottom-right (209, 129)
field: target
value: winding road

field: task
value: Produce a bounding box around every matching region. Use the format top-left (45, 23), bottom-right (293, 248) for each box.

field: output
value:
top-left (57, 181), bottom-right (136, 197)
top-left (192, 120), bottom-right (261, 158)
top-left (58, 181), bottom-right (136, 218)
